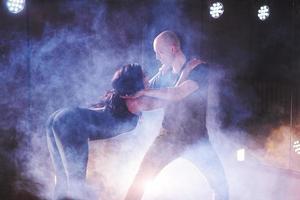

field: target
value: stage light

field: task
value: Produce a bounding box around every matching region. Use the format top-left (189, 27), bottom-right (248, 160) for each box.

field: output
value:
top-left (209, 2), bottom-right (224, 19)
top-left (293, 140), bottom-right (300, 154)
top-left (258, 5), bottom-right (270, 21)
top-left (237, 148), bottom-right (245, 161)
top-left (6, 0), bottom-right (25, 14)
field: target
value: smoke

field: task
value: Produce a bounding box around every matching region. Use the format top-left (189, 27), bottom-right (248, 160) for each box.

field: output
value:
top-left (1, 1), bottom-right (186, 199)
top-left (1, 0), bottom-right (298, 200)
top-left (0, 1), bottom-right (150, 199)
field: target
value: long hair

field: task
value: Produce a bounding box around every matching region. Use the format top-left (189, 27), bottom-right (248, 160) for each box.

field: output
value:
top-left (92, 63), bottom-right (145, 117)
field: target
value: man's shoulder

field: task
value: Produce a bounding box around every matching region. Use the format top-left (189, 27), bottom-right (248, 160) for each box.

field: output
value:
top-left (187, 63), bottom-right (209, 85)
top-left (190, 63), bottom-right (209, 75)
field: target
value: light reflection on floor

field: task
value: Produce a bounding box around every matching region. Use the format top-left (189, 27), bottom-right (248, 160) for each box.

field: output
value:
top-left (143, 158), bottom-right (212, 200)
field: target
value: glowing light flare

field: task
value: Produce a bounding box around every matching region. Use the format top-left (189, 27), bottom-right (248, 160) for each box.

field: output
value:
top-left (293, 140), bottom-right (300, 154)
top-left (142, 158), bottom-right (212, 199)
top-left (237, 148), bottom-right (245, 161)
top-left (144, 180), bottom-right (157, 194)
top-left (209, 2), bottom-right (224, 19)
top-left (144, 175), bottom-right (169, 195)
top-left (6, 0), bottom-right (25, 14)
top-left (258, 5), bottom-right (270, 21)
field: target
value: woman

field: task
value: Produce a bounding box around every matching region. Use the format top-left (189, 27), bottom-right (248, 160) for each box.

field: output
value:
top-left (46, 63), bottom-right (164, 200)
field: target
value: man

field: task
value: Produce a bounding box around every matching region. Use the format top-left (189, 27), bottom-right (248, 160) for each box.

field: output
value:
top-left (125, 31), bottom-right (229, 200)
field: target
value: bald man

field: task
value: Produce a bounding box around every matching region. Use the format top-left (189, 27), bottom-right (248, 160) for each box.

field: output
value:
top-left (125, 31), bottom-right (229, 200)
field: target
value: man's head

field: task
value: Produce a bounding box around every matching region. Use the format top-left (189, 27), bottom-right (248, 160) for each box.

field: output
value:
top-left (153, 31), bottom-right (181, 67)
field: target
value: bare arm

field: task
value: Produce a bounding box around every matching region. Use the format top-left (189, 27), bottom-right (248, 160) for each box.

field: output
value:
top-left (141, 80), bottom-right (199, 101)
top-left (146, 59), bottom-right (204, 101)
top-left (125, 96), bottom-right (169, 113)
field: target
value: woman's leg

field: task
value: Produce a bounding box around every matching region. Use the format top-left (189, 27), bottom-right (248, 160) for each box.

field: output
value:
top-left (51, 107), bottom-right (90, 199)
top-left (46, 109), bottom-right (68, 199)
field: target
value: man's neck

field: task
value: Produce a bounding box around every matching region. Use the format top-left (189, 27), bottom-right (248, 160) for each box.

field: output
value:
top-left (172, 51), bottom-right (186, 74)
top-left (160, 64), bottom-right (172, 76)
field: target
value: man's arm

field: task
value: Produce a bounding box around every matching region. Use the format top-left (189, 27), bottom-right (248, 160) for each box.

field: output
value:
top-left (126, 96), bottom-right (169, 113)
top-left (141, 80), bottom-right (199, 101)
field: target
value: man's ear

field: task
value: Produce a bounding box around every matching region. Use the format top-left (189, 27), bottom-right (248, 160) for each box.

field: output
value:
top-left (171, 45), bottom-right (178, 54)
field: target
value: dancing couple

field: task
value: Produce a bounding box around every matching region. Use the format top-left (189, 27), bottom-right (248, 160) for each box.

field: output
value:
top-left (47, 31), bottom-right (229, 200)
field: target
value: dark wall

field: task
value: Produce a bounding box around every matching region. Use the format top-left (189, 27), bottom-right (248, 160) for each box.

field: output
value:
top-left (1, 0), bottom-right (299, 132)
top-left (0, 0), bottom-right (300, 198)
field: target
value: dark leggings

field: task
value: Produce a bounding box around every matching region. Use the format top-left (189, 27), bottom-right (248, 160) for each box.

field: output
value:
top-left (47, 108), bottom-right (89, 199)
top-left (46, 107), bottom-right (131, 199)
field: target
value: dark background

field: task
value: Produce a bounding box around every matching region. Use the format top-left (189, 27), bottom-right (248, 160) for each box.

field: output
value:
top-left (0, 0), bottom-right (299, 199)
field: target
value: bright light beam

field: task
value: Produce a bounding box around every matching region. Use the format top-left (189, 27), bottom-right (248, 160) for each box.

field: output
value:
top-left (6, 0), bottom-right (26, 14)
top-left (209, 2), bottom-right (224, 19)
top-left (237, 148), bottom-right (245, 161)
top-left (258, 5), bottom-right (270, 21)
top-left (293, 140), bottom-right (300, 154)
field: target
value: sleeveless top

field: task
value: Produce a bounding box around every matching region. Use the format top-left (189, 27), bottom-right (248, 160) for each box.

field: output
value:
top-left (150, 62), bottom-right (210, 143)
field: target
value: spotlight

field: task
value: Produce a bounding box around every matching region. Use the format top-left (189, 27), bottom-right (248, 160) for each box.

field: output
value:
top-left (209, 2), bottom-right (224, 19)
top-left (6, 0), bottom-right (25, 14)
top-left (236, 148), bottom-right (245, 161)
top-left (258, 5), bottom-right (270, 21)
top-left (293, 140), bottom-right (300, 154)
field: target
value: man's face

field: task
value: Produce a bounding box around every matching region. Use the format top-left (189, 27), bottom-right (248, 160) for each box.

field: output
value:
top-left (153, 39), bottom-right (175, 67)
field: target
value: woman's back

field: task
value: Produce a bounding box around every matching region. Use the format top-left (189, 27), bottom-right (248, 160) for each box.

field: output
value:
top-left (46, 63), bottom-right (146, 199)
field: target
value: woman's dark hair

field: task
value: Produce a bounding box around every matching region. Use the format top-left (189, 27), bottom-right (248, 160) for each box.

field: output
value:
top-left (91, 63), bottom-right (145, 117)
top-left (111, 63), bottom-right (145, 96)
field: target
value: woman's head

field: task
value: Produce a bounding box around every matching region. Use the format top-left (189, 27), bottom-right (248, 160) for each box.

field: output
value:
top-left (112, 63), bottom-right (145, 96)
